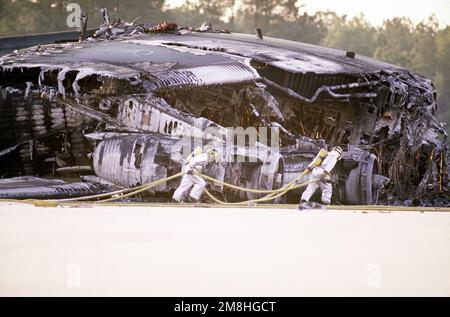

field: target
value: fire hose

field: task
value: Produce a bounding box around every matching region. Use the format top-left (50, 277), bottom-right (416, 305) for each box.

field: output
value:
top-left (5, 169), bottom-right (315, 206)
top-left (95, 170), bottom-right (313, 204)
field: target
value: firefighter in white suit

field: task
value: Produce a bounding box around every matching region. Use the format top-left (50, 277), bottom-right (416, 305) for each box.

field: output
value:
top-left (172, 148), bottom-right (221, 203)
top-left (300, 146), bottom-right (343, 207)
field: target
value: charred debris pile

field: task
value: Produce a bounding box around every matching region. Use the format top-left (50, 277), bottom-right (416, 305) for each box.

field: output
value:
top-left (0, 14), bottom-right (448, 206)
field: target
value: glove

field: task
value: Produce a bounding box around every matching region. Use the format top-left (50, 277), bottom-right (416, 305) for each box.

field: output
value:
top-left (210, 183), bottom-right (222, 192)
top-left (189, 168), bottom-right (201, 175)
top-left (317, 171), bottom-right (326, 179)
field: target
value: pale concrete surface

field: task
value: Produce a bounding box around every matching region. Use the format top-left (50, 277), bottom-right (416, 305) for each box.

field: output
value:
top-left (0, 203), bottom-right (449, 296)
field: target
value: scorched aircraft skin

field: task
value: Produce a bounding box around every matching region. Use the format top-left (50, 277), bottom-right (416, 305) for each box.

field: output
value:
top-left (0, 21), bottom-right (448, 205)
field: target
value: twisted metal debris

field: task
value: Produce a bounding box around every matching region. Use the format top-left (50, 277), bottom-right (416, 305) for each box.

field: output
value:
top-left (0, 13), bottom-right (448, 205)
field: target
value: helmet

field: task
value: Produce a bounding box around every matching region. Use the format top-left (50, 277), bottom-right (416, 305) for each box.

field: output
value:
top-left (332, 146), bottom-right (343, 159)
top-left (207, 148), bottom-right (221, 163)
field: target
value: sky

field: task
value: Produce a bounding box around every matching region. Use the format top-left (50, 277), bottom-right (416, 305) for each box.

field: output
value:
top-left (166, 0), bottom-right (450, 27)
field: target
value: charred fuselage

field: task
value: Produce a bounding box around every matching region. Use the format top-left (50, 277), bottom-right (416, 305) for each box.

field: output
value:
top-left (0, 28), bottom-right (447, 205)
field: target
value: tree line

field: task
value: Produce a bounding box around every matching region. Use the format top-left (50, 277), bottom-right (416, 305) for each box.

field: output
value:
top-left (1, 0), bottom-right (449, 133)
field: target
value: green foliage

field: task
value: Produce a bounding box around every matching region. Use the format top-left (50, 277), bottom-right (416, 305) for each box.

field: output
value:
top-left (0, 1), bottom-right (168, 36)
top-left (373, 17), bottom-right (415, 69)
top-left (0, 0), bottom-right (448, 133)
top-left (434, 26), bottom-right (450, 131)
top-left (324, 13), bottom-right (378, 56)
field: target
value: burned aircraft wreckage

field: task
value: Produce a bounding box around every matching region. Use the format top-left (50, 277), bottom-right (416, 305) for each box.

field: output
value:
top-left (0, 18), bottom-right (448, 205)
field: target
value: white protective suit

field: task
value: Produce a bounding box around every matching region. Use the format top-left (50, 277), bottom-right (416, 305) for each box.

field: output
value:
top-left (172, 152), bottom-right (210, 202)
top-left (301, 149), bottom-right (341, 204)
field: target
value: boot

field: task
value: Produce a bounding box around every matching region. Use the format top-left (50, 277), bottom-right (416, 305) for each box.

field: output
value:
top-left (298, 200), bottom-right (312, 211)
top-left (320, 202), bottom-right (330, 210)
top-left (310, 202), bottom-right (323, 209)
top-left (187, 196), bottom-right (201, 205)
